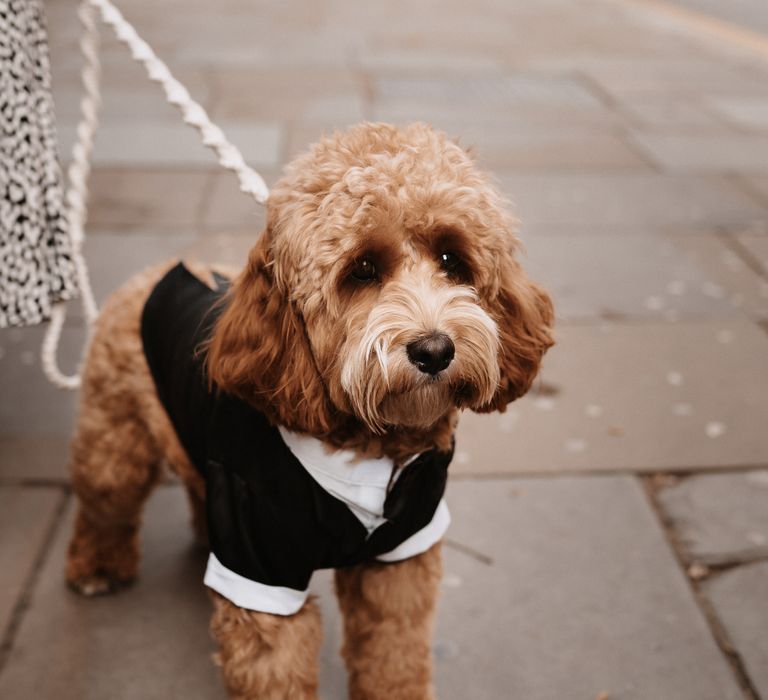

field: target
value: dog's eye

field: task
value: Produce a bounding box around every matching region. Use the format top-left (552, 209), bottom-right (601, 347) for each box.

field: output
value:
top-left (439, 251), bottom-right (461, 274)
top-left (351, 258), bottom-right (377, 282)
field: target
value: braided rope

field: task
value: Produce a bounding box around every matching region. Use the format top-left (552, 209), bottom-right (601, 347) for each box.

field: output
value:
top-left (41, 0), bottom-right (270, 389)
top-left (41, 0), bottom-right (101, 389)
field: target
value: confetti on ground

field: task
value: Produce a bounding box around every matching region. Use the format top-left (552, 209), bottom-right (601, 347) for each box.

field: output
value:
top-left (721, 250), bottom-right (742, 270)
top-left (716, 329), bottom-right (733, 344)
top-left (565, 438), bottom-right (587, 453)
top-left (666, 371), bottom-right (684, 387)
top-left (746, 471), bottom-right (768, 486)
top-left (701, 282), bottom-right (725, 299)
top-left (534, 396), bottom-right (556, 411)
top-left (644, 295), bottom-right (665, 311)
top-left (585, 404), bottom-right (603, 418)
top-left (705, 421), bottom-right (726, 439)
top-left (442, 574), bottom-right (463, 588)
top-left (672, 403), bottom-right (692, 417)
top-left (455, 451), bottom-right (470, 465)
top-left (687, 563), bottom-right (710, 581)
top-left (666, 280), bottom-right (686, 296)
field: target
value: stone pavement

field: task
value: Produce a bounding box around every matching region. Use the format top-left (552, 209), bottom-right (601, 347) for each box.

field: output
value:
top-left (1, 0), bottom-right (768, 697)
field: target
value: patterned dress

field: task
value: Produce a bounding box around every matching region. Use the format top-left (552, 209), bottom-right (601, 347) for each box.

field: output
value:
top-left (1, 0), bottom-right (78, 327)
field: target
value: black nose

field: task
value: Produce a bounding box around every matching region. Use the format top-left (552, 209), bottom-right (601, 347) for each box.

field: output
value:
top-left (406, 333), bottom-right (455, 375)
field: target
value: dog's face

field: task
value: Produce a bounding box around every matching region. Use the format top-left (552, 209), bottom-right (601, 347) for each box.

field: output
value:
top-left (207, 123), bottom-right (553, 436)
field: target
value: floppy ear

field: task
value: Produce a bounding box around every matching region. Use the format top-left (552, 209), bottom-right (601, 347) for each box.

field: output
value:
top-left (205, 232), bottom-right (334, 434)
top-left (475, 255), bottom-right (555, 413)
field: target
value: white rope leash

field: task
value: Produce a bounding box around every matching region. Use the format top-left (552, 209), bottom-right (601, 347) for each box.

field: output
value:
top-left (41, 0), bottom-right (270, 389)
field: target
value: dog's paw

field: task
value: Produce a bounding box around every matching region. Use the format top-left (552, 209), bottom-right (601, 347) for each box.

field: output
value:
top-left (67, 574), bottom-right (134, 597)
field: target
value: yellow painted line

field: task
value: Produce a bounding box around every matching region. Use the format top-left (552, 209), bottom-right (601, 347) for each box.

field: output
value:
top-left (614, 0), bottom-right (768, 62)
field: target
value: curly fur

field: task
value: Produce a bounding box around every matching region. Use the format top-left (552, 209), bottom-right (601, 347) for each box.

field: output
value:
top-left (65, 122), bottom-right (553, 699)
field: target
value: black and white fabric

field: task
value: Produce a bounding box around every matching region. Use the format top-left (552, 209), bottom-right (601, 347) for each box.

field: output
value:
top-left (141, 264), bottom-right (454, 616)
top-left (1, 0), bottom-right (78, 328)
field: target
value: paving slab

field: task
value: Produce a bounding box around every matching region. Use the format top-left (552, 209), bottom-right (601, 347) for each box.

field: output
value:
top-left (702, 562), bottom-right (768, 699)
top-left (81, 232), bottom-right (198, 308)
top-left (0, 487), bottom-right (63, 634)
top-left (739, 176), bottom-right (768, 206)
top-left (0, 488), bottom-right (227, 700)
top-left (581, 56), bottom-right (768, 99)
top-left (87, 169), bottom-right (211, 231)
top-left (0, 326), bottom-right (82, 477)
top-left (630, 133), bottom-right (768, 173)
top-left (735, 232), bottom-right (768, 272)
top-left (497, 173), bottom-right (767, 232)
top-left (433, 476), bottom-right (742, 700)
top-left (374, 75), bottom-right (603, 108)
top-left (454, 319), bottom-right (768, 474)
top-left (57, 122), bottom-right (282, 169)
top-left (209, 66), bottom-right (365, 129)
top-left (200, 170), bottom-right (274, 232)
top-left (656, 471), bottom-right (768, 565)
top-left (616, 100), bottom-right (723, 129)
top-left (707, 97), bottom-right (768, 132)
top-left (370, 101), bottom-right (626, 130)
top-left (0, 476), bottom-right (744, 700)
top-left (670, 233), bottom-right (768, 321)
top-left (522, 231), bottom-right (738, 320)
top-left (444, 126), bottom-right (651, 170)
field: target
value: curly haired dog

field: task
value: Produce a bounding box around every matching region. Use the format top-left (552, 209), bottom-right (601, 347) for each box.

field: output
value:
top-left (65, 122), bottom-right (554, 700)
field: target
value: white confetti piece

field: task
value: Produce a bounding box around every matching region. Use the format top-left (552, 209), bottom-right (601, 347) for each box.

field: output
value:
top-left (442, 574), bottom-right (463, 588)
top-left (672, 403), bottom-right (692, 417)
top-left (721, 250), bottom-right (742, 270)
top-left (644, 295), bottom-right (665, 311)
top-left (666, 280), bottom-right (686, 296)
top-left (20, 350), bottom-right (34, 366)
top-left (701, 282), bottom-right (725, 299)
top-left (534, 396), bottom-right (556, 411)
top-left (746, 471), bottom-right (768, 486)
top-left (565, 438), bottom-right (587, 453)
top-left (585, 404), bottom-right (603, 418)
top-left (716, 329), bottom-right (733, 344)
top-left (705, 421), bottom-right (726, 439)
top-left (666, 371), bottom-right (684, 387)
top-left (454, 451), bottom-right (470, 465)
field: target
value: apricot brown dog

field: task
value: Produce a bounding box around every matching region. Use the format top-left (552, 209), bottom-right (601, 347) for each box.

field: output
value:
top-left (65, 122), bottom-right (554, 700)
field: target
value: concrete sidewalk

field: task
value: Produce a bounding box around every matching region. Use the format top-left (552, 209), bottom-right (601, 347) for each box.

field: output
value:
top-left (1, 0), bottom-right (767, 697)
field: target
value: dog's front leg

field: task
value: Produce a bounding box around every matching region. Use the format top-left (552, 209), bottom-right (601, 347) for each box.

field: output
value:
top-left (209, 591), bottom-right (322, 700)
top-left (335, 542), bottom-right (443, 700)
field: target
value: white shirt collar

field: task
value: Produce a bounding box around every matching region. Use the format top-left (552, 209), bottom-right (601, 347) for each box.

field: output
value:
top-left (277, 426), bottom-right (418, 532)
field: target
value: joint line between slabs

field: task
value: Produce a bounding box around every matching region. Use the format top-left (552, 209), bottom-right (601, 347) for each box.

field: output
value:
top-left (640, 474), bottom-right (762, 700)
top-left (0, 489), bottom-right (70, 677)
top-left (611, 0), bottom-right (768, 63)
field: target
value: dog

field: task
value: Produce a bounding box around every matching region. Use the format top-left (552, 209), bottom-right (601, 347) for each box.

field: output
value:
top-left (65, 121), bottom-right (554, 700)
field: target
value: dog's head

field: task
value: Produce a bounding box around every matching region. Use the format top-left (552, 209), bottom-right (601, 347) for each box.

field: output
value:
top-left (206, 122), bottom-right (554, 437)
